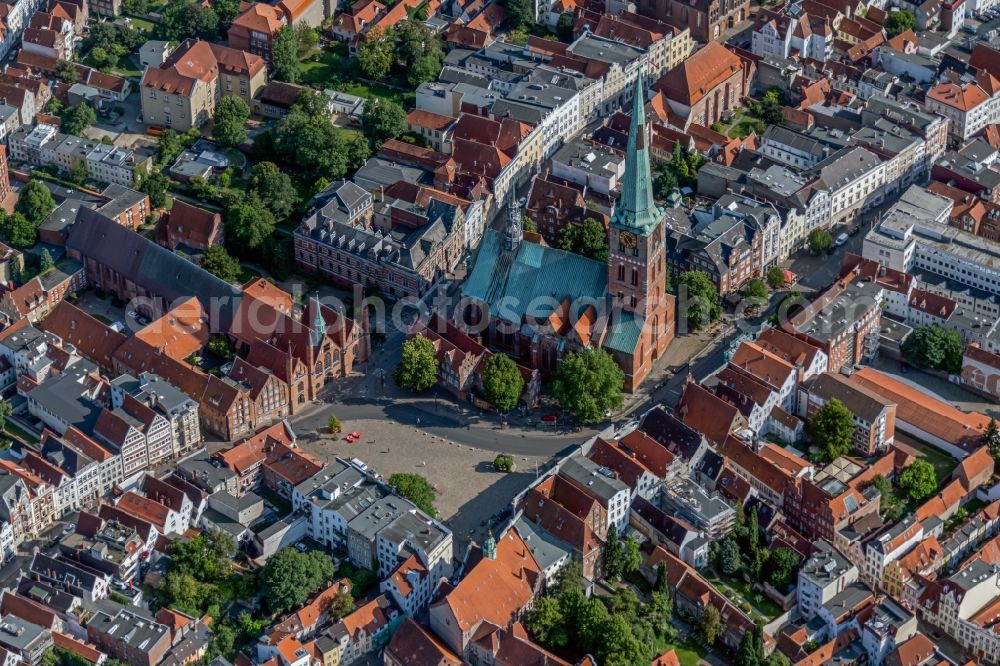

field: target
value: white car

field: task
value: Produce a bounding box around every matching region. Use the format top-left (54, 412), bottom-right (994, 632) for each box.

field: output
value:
top-left (835, 232), bottom-right (849, 247)
top-left (127, 310), bottom-right (137, 318)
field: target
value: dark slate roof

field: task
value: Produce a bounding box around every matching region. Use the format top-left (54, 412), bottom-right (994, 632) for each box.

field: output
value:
top-left (66, 207), bottom-right (242, 331)
top-left (639, 407), bottom-right (706, 462)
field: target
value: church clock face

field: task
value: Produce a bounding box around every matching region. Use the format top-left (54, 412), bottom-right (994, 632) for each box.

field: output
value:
top-left (619, 230), bottom-right (638, 249)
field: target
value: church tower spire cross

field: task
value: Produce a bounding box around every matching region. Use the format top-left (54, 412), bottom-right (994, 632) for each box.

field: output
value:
top-left (610, 72), bottom-right (663, 235)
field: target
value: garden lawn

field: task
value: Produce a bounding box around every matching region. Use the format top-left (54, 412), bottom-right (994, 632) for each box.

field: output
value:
top-left (300, 49), bottom-right (347, 88)
top-left (917, 443), bottom-right (959, 482)
top-left (3, 420), bottom-right (39, 444)
top-left (333, 81), bottom-right (415, 108)
top-left (124, 16), bottom-right (156, 31)
top-left (661, 637), bottom-right (708, 666)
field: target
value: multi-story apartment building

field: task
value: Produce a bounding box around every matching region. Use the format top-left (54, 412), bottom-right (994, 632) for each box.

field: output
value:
top-left (140, 39), bottom-right (267, 131)
top-left (924, 74), bottom-right (999, 144)
top-left (864, 186), bottom-right (1000, 299)
top-left (8, 124), bottom-right (154, 187)
top-left (110, 373), bottom-right (202, 458)
top-left (798, 540), bottom-right (859, 620)
top-left (787, 274), bottom-right (883, 373)
top-left (87, 609), bottom-right (171, 666)
top-left (634, 0), bottom-right (749, 42)
top-left (800, 373), bottom-right (896, 456)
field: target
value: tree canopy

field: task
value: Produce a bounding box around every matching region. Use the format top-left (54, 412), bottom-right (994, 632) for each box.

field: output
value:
top-left (557, 218), bottom-right (608, 262)
top-left (272, 26), bottom-right (300, 83)
top-left (807, 228), bottom-right (832, 254)
top-left (678, 270), bottom-right (721, 331)
top-left (0, 212), bottom-right (36, 249)
top-left (60, 103), bottom-right (96, 136)
top-left (225, 192), bottom-right (276, 250)
top-left (550, 348), bottom-right (624, 423)
top-left (886, 9), bottom-right (916, 37)
top-left (395, 335), bottom-right (438, 391)
top-left (159, 0), bottom-right (219, 40)
top-left (213, 95), bottom-right (250, 148)
top-left (356, 27), bottom-right (394, 79)
top-left (481, 353), bottom-right (524, 413)
top-left (902, 324), bottom-right (964, 374)
top-left (17, 180), bottom-right (56, 225)
top-left (807, 398), bottom-right (856, 462)
top-left (260, 548), bottom-right (335, 615)
top-left (388, 473), bottom-right (438, 516)
top-left (899, 459), bottom-right (938, 501)
top-left (201, 245), bottom-right (242, 283)
top-left (249, 161), bottom-right (298, 220)
top-left (361, 98), bottom-right (406, 149)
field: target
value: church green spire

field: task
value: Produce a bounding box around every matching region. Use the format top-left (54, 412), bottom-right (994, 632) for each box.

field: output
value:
top-left (610, 72), bottom-right (663, 235)
top-left (310, 297), bottom-right (326, 347)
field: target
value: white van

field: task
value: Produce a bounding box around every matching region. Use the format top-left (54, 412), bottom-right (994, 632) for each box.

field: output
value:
top-left (835, 232), bottom-right (849, 247)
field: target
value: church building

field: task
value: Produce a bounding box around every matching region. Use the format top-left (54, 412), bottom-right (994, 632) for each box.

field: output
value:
top-left (457, 74), bottom-right (675, 392)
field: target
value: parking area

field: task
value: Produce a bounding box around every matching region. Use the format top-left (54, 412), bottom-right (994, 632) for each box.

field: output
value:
top-left (294, 417), bottom-right (556, 553)
top-left (75, 289), bottom-right (151, 333)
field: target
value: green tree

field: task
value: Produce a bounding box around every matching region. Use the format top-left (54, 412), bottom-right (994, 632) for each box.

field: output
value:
top-left (807, 228), bottom-right (832, 254)
top-left (0, 212), bottom-right (36, 249)
top-left (387, 473), bottom-right (437, 516)
top-left (328, 414), bottom-right (341, 434)
top-left (808, 398), bottom-right (856, 462)
top-left (886, 9), bottom-right (916, 37)
top-left (169, 530), bottom-right (234, 581)
top-left (493, 453), bottom-right (514, 472)
top-left (598, 614), bottom-right (647, 666)
top-left (526, 596), bottom-right (567, 647)
top-left (654, 561), bottom-right (667, 592)
top-left (766, 547), bottom-right (800, 588)
top-left (356, 27), bottom-right (394, 80)
top-left (550, 348), bottom-right (624, 423)
top-left (137, 171), bottom-right (171, 208)
top-left (213, 95), bottom-right (250, 148)
top-left (159, 0), bottom-right (218, 40)
top-left (766, 265), bottom-right (786, 289)
top-left (39, 249), bottom-right (54, 273)
top-left (200, 245), bottom-right (242, 283)
top-left (556, 12), bottom-right (574, 41)
top-left (697, 604), bottom-right (723, 646)
top-left (737, 629), bottom-right (761, 666)
top-left (899, 459), bottom-right (938, 501)
top-left (743, 278), bottom-right (768, 301)
top-left (481, 352), bottom-right (524, 414)
top-left (60, 103), bottom-right (96, 136)
top-left (158, 129), bottom-right (183, 166)
top-left (984, 418), bottom-right (1000, 464)
top-left (395, 335), bottom-right (438, 391)
top-left (215, 0), bottom-right (241, 27)
top-left (16, 180), bottom-right (55, 225)
top-left (295, 23), bottom-right (319, 55)
top-left (557, 217), bottom-right (608, 262)
top-left (225, 193), bottom-right (276, 250)
top-left (678, 270), bottom-right (721, 330)
top-left (409, 54), bottom-right (443, 87)
top-left (54, 60), bottom-right (78, 83)
top-left (260, 548), bottom-right (335, 615)
top-left (122, 0), bottom-right (151, 14)
top-left (207, 334), bottom-right (235, 361)
top-left (249, 161), bottom-right (298, 220)
top-left (361, 98), bottom-right (406, 149)
top-left (504, 0), bottom-right (534, 29)
top-left (604, 531), bottom-right (639, 581)
top-left (67, 159), bottom-right (89, 185)
top-left (719, 537), bottom-right (741, 575)
top-left (272, 26), bottom-right (300, 83)
top-left (209, 621), bottom-right (236, 660)
top-left (902, 324), bottom-right (964, 374)
top-left (765, 654), bottom-right (792, 666)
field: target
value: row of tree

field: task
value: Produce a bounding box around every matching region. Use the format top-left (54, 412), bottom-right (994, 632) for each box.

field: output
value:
top-left (526, 563), bottom-right (675, 666)
top-left (395, 335), bottom-right (626, 424)
top-left (0, 180), bottom-right (57, 249)
top-left (356, 22), bottom-right (445, 87)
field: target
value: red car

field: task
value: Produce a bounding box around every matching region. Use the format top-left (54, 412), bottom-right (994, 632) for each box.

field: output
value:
top-left (541, 414), bottom-right (558, 422)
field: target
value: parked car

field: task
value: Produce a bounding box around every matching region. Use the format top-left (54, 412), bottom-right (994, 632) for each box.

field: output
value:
top-left (835, 232), bottom-right (849, 246)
